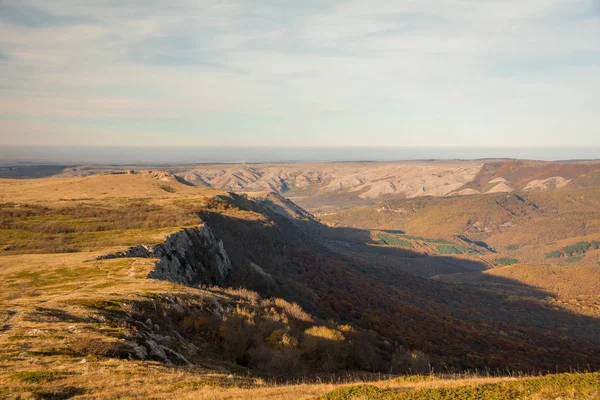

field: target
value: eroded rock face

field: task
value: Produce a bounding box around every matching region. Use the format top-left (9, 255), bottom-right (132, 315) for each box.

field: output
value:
top-left (97, 225), bottom-right (232, 287)
top-left (150, 225), bottom-right (232, 286)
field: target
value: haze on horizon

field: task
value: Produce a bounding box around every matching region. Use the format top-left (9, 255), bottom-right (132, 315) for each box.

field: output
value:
top-left (0, 1), bottom-right (599, 150)
top-left (1, 145), bottom-right (599, 165)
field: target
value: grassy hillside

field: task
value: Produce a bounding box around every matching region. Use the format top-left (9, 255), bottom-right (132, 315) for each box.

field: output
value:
top-left (322, 373), bottom-right (600, 400)
top-left (318, 188), bottom-right (600, 266)
top-left (2, 172), bottom-right (600, 398)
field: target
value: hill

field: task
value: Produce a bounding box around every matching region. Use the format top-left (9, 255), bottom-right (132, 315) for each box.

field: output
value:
top-left (0, 170), bottom-right (211, 204)
top-left (5, 159), bottom-right (599, 207)
top-left (2, 171), bottom-right (600, 398)
top-left (318, 188), bottom-right (600, 265)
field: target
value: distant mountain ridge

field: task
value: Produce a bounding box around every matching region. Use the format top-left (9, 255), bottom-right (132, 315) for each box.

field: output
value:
top-left (3, 160), bottom-right (600, 215)
top-left (31, 160), bottom-right (599, 208)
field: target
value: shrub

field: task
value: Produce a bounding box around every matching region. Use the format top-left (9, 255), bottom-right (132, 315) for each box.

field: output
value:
top-left (345, 329), bottom-right (387, 372)
top-left (273, 298), bottom-right (314, 323)
top-left (304, 326), bottom-right (344, 342)
top-left (220, 313), bottom-right (257, 365)
top-left (563, 241), bottom-right (591, 257)
top-left (302, 326), bottom-right (347, 372)
top-left (495, 258), bottom-right (518, 266)
top-left (266, 329), bottom-right (298, 349)
top-left (545, 250), bottom-right (563, 259)
top-left (392, 347), bottom-right (432, 374)
top-left (248, 343), bottom-right (301, 377)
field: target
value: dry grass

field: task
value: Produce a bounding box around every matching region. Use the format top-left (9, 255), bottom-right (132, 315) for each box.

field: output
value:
top-left (1, 171), bottom-right (600, 399)
top-left (0, 233), bottom-right (568, 400)
top-left (0, 249), bottom-right (520, 400)
top-left (1, 250), bottom-right (596, 399)
top-left (0, 173), bottom-right (232, 255)
top-left (0, 357), bottom-right (532, 400)
top-left (0, 172), bottom-right (222, 205)
top-left (481, 264), bottom-right (600, 298)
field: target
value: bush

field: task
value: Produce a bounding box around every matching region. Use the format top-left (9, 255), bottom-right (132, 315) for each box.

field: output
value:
top-left (302, 326), bottom-right (347, 372)
top-left (392, 347), bottom-right (432, 374)
top-left (545, 250), bottom-right (563, 259)
top-left (248, 343), bottom-right (301, 377)
top-left (495, 258), bottom-right (518, 266)
top-left (273, 298), bottom-right (314, 323)
top-left (220, 313), bottom-right (257, 365)
top-left (563, 241), bottom-right (591, 256)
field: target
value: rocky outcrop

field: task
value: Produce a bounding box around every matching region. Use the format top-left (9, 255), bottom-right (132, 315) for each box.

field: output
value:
top-left (97, 245), bottom-right (154, 260)
top-left (150, 225), bottom-right (232, 286)
top-left (97, 225), bottom-right (232, 287)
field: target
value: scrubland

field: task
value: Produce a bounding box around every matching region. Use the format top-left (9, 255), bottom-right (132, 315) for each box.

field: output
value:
top-left (1, 169), bottom-right (600, 399)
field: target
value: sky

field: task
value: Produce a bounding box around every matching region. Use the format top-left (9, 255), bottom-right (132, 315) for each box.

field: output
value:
top-left (0, 0), bottom-right (600, 152)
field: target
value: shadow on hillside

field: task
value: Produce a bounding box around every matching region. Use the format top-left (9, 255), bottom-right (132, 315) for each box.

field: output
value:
top-left (305, 224), bottom-right (492, 278)
top-left (200, 208), bottom-right (600, 372)
top-left (437, 272), bottom-right (557, 300)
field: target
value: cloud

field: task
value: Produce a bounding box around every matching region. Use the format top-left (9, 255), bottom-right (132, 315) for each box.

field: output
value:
top-left (0, 3), bottom-right (92, 28)
top-left (0, 0), bottom-right (599, 148)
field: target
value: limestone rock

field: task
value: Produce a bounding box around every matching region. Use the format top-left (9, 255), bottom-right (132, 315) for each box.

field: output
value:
top-left (150, 225), bottom-right (232, 286)
top-left (97, 224), bottom-right (232, 287)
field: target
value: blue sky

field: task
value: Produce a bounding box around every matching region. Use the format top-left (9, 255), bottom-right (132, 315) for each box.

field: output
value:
top-left (0, 0), bottom-right (599, 148)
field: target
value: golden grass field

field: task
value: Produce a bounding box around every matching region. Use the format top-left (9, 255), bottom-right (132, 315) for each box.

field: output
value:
top-left (1, 251), bottom-right (597, 400)
top-left (1, 172), bottom-right (600, 399)
top-left (3, 249), bottom-right (578, 400)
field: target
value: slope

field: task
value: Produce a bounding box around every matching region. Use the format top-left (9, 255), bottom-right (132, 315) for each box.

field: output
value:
top-left (2, 172), bottom-right (600, 382)
top-left (201, 193), bottom-right (600, 372)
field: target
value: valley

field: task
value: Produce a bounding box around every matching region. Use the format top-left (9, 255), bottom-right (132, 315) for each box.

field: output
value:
top-left (1, 160), bottom-right (600, 399)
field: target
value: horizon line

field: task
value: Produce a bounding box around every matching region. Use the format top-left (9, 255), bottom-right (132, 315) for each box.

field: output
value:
top-left (2, 145), bottom-right (600, 149)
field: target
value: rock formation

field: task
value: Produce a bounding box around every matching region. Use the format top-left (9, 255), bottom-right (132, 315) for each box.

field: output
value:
top-left (150, 225), bottom-right (232, 286)
top-left (98, 225), bottom-right (232, 287)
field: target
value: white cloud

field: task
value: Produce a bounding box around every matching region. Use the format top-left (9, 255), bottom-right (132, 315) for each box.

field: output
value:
top-left (0, 0), bottom-right (599, 147)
